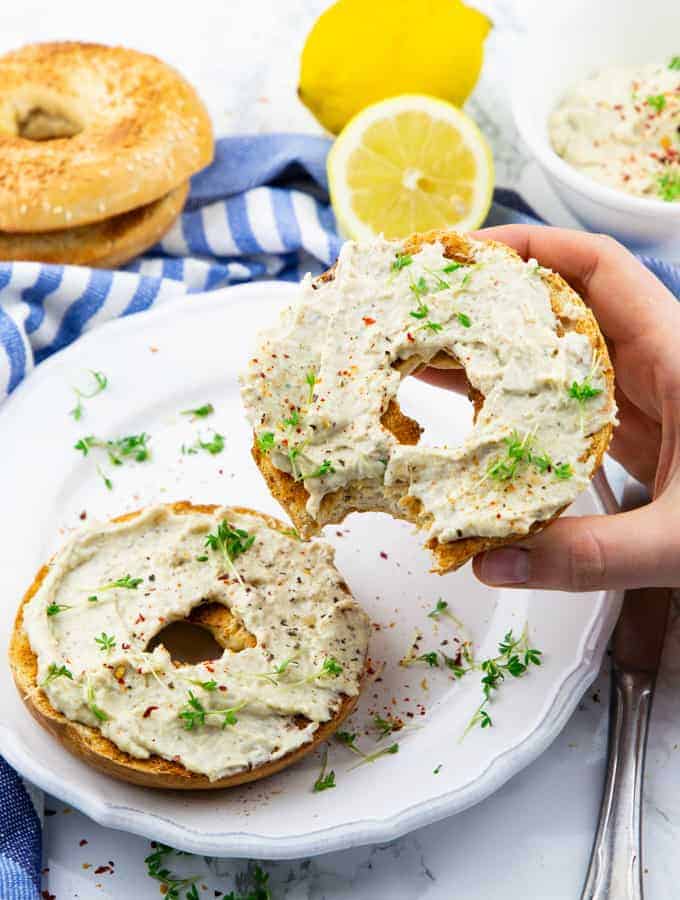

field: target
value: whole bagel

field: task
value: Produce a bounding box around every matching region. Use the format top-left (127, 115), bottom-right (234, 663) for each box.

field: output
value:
top-left (0, 182), bottom-right (188, 267)
top-left (242, 231), bottom-right (617, 573)
top-left (0, 42), bottom-right (213, 232)
top-left (11, 502), bottom-right (368, 789)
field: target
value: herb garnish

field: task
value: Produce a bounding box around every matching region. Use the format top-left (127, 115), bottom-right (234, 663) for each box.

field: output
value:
top-left (372, 714), bottom-right (401, 739)
top-left (96, 464), bottom-right (113, 490)
top-left (95, 632), bottom-right (116, 652)
top-left (336, 731), bottom-right (400, 768)
top-left (442, 262), bottom-right (463, 273)
top-left (462, 630), bottom-right (542, 734)
top-left (182, 432), bottom-right (225, 455)
top-left (313, 748), bottom-right (336, 792)
top-left (306, 371), bottom-right (317, 403)
top-left (646, 94), bottom-right (667, 113)
top-left (670, 56), bottom-right (680, 71)
top-left (256, 431), bottom-right (275, 454)
top-left (304, 459), bottom-right (335, 479)
top-left (144, 844), bottom-right (200, 900)
top-left (392, 253), bottom-right (413, 272)
top-left (86, 684), bottom-right (108, 721)
top-left (457, 312), bottom-right (472, 328)
top-left (255, 657), bottom-right (298, 686)
top-left (46, 602), bottom-right (72, 617)
top-left (568, 379), bottom-right (602, 404)
top-left (409, 276), bottom-right (429, 300)
top-left (181, 403), bottom-right (214, 420)
top-left (486, 430), bottom-right (572, 482)
top-left (178, 691), bottom-right (247, 730)
top-left (418, 651), bottom-right (440, 668)
top-left (409, 300), bottom-right (429, 320)
top-left (75, 432), bottom-right (151, 464)
top-left (190, 679), bottom-right (218, 692)
top-left (427, 599), bottom-right (462, 626)
top-left (421, 320), bottom-right (443, 333)
top-left (204, 520), bottom-right (255, 583)
top-left (42, 663), bottom-right (73, 686)
top-left (283, 410), bottom-right (300, 428)
top-left (95, 575), bottom-right (143, 591)
top-left (70, 370), bottom-right (108, 421)
top-left (657, 172), bottom-right (680, 202)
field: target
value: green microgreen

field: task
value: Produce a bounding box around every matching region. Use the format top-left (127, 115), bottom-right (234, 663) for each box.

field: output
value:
top-left (485, 430), bottom-right (572, 483)
top-left (46, 602), bottom-right (72, 617)
top-left (646, 93), bottom-right (667, 113)
top-left (554, 462), bottom-right (573, 480)
top-left (669, 56), bottom-right (680, 71)
top-left (254, 657), bottom-right (299, 686)
top-left (182, 432), bottom-right (225, 455)
top-left (95, 574), bottom-right (143, 591)
top-left (178, 691), bottom-right (247, 731)
top-left (409, 301), bottom-right (429, 320)
top-left (657, 172), bottom-right (680, 202)
top-left (421, 320), bottom-right (443, 333)
top-left (457, 312), bottom-right (472, 328)
top-left (181, 403), bottom-right (214, 420)
top-left (409, 276), bottom-right (429, 300)
top-left (433, 763), bottom-right (443, 774)
top-left (282, 410), bottom-right (300, 428)
top-left (70, 370), bottom-right (108, 420)
top-left (462, 629), bottom-right (543, 735)
top-left (96, 464), bottom-right (113, 490)
top-left (204, 520), bottom-right (255, 584)
top-left (372, 714), bottom-right (400, 739)
top-left (418, 651), bottom-right (440, 668)
top-left (190, 679), bottom-right (218, 692)
top-left (392, 253), bottom-right (413, 272)
top-left (336, 731), bottom-right (400, 769)
top-left (423, 267), bottom-right (451, 291)
top-left (86, 684), bottom-right (108, 722)
top-left (75, 432), bottom-right (151, 464)
top-left (442, 262), bottom-right (463, 273)
top-left (256, 431), bottom-right (275, 454)
top-left (95, 632), bottom-right (116, 652)
top-left (41, 663), bottom-right (73, 686)
top-left (306, 371), bottom-right (317, 403)
top-left (568, 379), bottom-right (602, 404)
top-left (303, 459), bottom-right (335, 479)
top-left (144, 843), bottom-right (200, 900)
top-left (313, 748), bottom-right (336, 792)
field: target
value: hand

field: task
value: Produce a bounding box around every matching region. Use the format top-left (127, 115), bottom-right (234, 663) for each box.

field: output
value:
top-left (419, 225), bottom-right (680, 591)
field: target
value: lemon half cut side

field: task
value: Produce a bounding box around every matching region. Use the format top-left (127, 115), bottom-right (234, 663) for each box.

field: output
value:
top-left (327, 94), bottom-right (494, 241)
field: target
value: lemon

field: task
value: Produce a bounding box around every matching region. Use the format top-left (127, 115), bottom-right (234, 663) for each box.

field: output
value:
top-left (327, 94), bottom-right (494, 240)
top-left (298, 0), bottom-right (491, 135)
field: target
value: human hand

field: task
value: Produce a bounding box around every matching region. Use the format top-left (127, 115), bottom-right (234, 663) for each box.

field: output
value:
top-left (419, 225), bottom-right (680, 591)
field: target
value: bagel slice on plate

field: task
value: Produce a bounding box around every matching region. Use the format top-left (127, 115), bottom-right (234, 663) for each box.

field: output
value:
top-left (242, 230), bottom-right (616, 573)
top-left (10, 502), bottom-right (369, 789)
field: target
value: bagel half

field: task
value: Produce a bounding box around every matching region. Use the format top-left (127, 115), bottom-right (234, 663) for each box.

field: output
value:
top-left (0, 182), bottom-right (188, 267)
top-left (0, 42), bottom-right (213, 231)
top-left (10, 502), bottom-right (365, 790)
top-left (249, 230), bottom-right (615, 573)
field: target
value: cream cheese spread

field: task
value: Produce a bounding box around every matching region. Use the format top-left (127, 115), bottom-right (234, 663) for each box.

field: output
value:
top-left (549, 61), bottom-right (680, 200)
top-left (241, 237), bottom-right (616, 544)
top-left (23, 505), bottom-right (369, 781)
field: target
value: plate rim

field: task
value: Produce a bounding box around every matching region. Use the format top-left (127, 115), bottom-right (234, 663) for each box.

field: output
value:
top-left (0, 280), bottom-right (623, 858)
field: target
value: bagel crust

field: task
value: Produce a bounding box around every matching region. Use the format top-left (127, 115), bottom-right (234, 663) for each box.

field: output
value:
top-left (0, 182), bottom-right (188, 267)
top-left (11, 502), bottom-right (369, 789)
top-left (0, 43), bottom-right (213, 232)
top-left (242, 231), bottom-right (616, 572)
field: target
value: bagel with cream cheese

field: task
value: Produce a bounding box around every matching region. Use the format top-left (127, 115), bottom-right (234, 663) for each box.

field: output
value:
top-left (242, 230), bottom-right (616, 573)
top-left (10, 502), bottom-right (369, 789)
top-left (0, 42), bottom-right (213, 233)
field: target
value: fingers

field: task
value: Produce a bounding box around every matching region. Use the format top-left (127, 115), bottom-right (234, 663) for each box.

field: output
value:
top-left (607, 388), bottom-right (661, 489)
top-left (471, 225), bottom-right (679, 346)
top-left (472, 501), bottom-right (678, 591)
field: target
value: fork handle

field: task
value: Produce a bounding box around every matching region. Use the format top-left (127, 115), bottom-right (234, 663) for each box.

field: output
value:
top-left (581, 666), bottom-right (653, 900)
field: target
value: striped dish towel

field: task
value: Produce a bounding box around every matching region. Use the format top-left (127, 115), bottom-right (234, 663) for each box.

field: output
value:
top-left (0, 134), bottom-right (678, 898)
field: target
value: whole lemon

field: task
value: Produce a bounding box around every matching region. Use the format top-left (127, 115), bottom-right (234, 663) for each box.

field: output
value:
top-left (298, 0), bottom-right (491, 134)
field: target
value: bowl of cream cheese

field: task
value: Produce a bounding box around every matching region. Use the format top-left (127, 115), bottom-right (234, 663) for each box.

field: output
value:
top-left (512, 0), bottom-right (680, 250)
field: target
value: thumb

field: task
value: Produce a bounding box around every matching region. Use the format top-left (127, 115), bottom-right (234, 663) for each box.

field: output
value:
top-left (472, 503), bottom-right (677, 592)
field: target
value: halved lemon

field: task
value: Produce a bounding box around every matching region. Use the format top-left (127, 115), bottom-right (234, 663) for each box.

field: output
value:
top-left (327, 94), bottom-right (494, 240)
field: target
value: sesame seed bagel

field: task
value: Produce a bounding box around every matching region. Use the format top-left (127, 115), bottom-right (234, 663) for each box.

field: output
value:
top-left (243, 230), bottom-right (616, 573)
top-left (0, 42), bottom-right (213, 232)
top-left (0, 182), bottom-right (188, 267)
top-left (10, 502), bottom-right (368, 789)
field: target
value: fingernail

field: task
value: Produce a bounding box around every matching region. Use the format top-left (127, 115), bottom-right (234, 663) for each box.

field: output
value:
top-left (480, 548), bottom-right (530, 585)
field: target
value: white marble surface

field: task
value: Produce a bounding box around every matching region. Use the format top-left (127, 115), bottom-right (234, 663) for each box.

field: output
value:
top-left (2, 1), bottom-right (679, 897)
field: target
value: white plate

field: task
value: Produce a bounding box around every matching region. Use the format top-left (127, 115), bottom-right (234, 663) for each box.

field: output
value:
top-left (0, 281), bottom-right (621, 859)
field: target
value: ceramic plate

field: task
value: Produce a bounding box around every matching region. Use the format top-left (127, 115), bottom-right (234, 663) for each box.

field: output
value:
top-left (0, 281), bottom-right (621, 858)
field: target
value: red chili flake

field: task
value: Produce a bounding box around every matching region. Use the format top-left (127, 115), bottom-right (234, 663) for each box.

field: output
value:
top-left (134, 613), bottom-right (145, 624)
top-left (79, 839), bottom-right (88, 846)
top-left (94, 865), bottom-right (112, 875)
top-left (79, 510), bottom-right (87, 520)
top-left (218, 685), bottom-right (227, 692)
top-left (121, 643), bottom-right (130, 650)
top-left (380, 551), bottom-right (388, 560)
top-left (143, 706), bottom-right (159, 718)
top-left (41, 892), bottom-right (56, 900)
top-left (362, 316), bottom-right (376, 325)
top-left (406, 332), bottom-right (415, 343)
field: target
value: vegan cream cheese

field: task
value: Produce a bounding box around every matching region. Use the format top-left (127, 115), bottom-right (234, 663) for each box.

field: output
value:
top-left (549, 59), bottom-right (680, 200)
top-left (22, 505), bottom-right (369, 781)
top-left (241, 237), bottom-right (616, 544)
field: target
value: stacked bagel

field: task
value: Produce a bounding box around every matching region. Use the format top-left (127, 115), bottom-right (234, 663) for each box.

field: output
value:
top-left (0, 42), bottom-right (213, 266)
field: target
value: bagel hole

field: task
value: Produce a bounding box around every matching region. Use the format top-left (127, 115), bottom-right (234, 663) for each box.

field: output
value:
top-left (17, 106), bottom-right (82, 141)
top-left (397, 364), bottom-right (476, 445)
top-left (146, 602), bottom-right (255, 665)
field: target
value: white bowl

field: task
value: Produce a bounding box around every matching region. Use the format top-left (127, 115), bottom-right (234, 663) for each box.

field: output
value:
top-left (511, 0), bottom-right (680, 250)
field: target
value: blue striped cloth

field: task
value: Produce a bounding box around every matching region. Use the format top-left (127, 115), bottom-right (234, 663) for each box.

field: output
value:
top-left (0, 134), bottom-right (678, 898)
